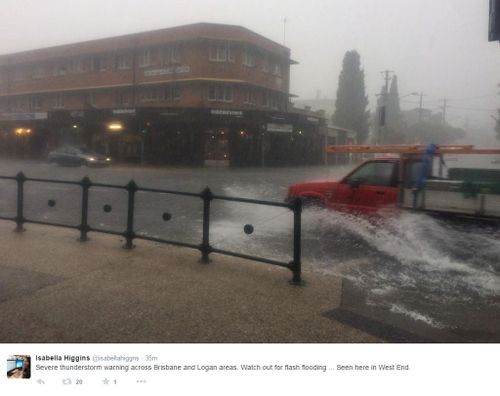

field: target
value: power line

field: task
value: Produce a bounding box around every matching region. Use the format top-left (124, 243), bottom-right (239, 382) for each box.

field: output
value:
top-left (446, 105), bottom-right (497, 112)
top-left (445, 93), bottom-right (499, 102)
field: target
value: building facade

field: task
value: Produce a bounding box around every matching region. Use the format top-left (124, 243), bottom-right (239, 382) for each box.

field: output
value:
top-left (0, 23), bottom-right (326, 166)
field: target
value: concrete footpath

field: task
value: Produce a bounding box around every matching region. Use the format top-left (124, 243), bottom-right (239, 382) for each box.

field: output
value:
top-left (0, 220), bottom-right (380, 343)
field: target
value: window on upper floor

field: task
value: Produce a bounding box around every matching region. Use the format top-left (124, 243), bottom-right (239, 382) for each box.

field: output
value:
top-left (209, 41), bottom-right (234, 62)
top-left (138, 49), bottom-right (152, 68)
top-left (115, 90), bottom-right (132, 107)
top-left (161, 85), bottom-right (180, 101)
top-left (270, 95), bottom-right (279, 110)
top-left (262, 91), bottom-right (269, 107)
top-left (262, 57), bottom-right (270, 73)
top-left (30, 95), bottom-right (42, 110)
top-left (273, 63), bottom-right (282, 77)
top-left (116, 53), bottom-right (132, 70)
top-left (54, 93), bottom-right (65, 109)
top-left (91, 55), bottom-right (107, 72)
top-left (53, 62), bottom-right (68, 77)
top-left (243, 89), bottom-right (256, 105)
top-left (208, 85), bottom-right (233, 102)
top-left (161, 46), bottom-right (181, 65)
top-left (12, 97), bottom-right (24, 111)
top-left (31, 66), bottom-right (45, 79)
top-left (13, 68), bottom-right (25, 81)
top-left (139, 88), bottom-right (158, 103)
top-left (242, 48), bottom-right (256, 67)
top-left (68, 58), bottom-right (86, 74)
top-left (85, 92), bottom-right (96, 108)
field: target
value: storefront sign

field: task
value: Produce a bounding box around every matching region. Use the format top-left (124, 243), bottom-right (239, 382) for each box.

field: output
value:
top-left (210, 109), bottom-right (243, 117)
top-left (112, 109), bottom-right (136, 115)
top-left (0, 112), bottom-right (48, 121)
top-left (144, 66), bottom-right (190, 77)
top-left (160, 112), bottom-right (180, 116)
top-left (270, 114), bottom-right (287, 121)
top-left (267, 123), bottom-right (293, 133)
top-left (307, 117), bottom-right (319, 124)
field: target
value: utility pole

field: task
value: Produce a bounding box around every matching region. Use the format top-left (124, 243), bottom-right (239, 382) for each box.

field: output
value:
top-left (442, 98), bottom-right (447, 123)
top-left (283, 17), bottom-right (287, 45)
top-left (377, 70), bottom-right (394, 144)
top-left (417, 92), bottom-right (427, 122)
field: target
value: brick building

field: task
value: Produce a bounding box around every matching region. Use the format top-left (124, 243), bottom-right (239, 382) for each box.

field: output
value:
top-left (0, 23), bottom-right (326, 166)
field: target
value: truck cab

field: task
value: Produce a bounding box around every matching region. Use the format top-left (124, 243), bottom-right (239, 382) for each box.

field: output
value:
top-left (287, 158), bottom-right (400, 213)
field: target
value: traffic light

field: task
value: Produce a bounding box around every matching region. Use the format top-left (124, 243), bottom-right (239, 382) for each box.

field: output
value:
top-left (140, 122), bottom-right (151, 135)
top-left (489, 0), bottom-right (500, 42)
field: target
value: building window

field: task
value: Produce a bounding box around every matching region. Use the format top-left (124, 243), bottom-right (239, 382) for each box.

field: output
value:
top-left (162, 85), bottom-right (180, 101)
top-left (262, 91), bottom-right (269, 107)
top-left (31, 66), bottom-right (45, 79)
top-left (68, 58), bottom-right (85, 74)
top-left (243, 89), bottom-right (256, 105)
top-left (85, 92), bottom-right (96, 108)
top-left (242, 48), bottom-right (256, 67)
top-left (273, 63), bottom-right (282, 77)
top-left (208, 85), bottom-right (233, 102)
top-left (53, 62), bottom-right (67, 76)
top-left (209, 41), bottom-right (234, 62)
top-left (161, 46), bottom-right (181, 65)
top-left (13, 97), bottom-right (24, 111)
top-left (139, 88), bottom-right (158, 103)
top-left (262, 57), bottom-right (270, 73)
top-left (116, 53), bottom-right (132, 70)
top-left (13, 68), bottom-right (25, 81)
top-left (115, 91), bottom-right (131, 107)
top-left (54, 93), bottom-right (64, 109)
top-left (91, 56), bottom-right (107, 71)
top-left (138, 49), bottom-right (151, 68)
top-left (30, 95), bottom-right (42, 110)
top-left (270, 95), bottom-right (279, 110)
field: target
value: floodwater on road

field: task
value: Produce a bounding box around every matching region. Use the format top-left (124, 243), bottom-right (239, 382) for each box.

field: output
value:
top-left (1, 157), bottom-right (499, 340)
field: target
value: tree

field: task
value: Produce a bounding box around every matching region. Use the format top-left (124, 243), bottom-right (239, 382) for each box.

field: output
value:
top-left (332, 51), bottom-right (370, 143)
top-left (386, 75), bottom-right (401, 127)
top-left (376, 75), bottom-right (403, 143)
top-left (495, 110), bottom-right (500, 140)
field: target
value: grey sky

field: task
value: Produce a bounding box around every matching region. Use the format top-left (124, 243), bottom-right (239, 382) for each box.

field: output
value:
top-left (1, 0), bottom-right (499, 133)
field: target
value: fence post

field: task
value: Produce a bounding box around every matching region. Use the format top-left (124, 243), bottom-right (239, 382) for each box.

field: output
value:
top-left (14, 171), bottom-right (26, 232)
top-left (124, 180), bottom-right (138, 249)
top-left (78, 176), bottom-right (91, 242)
top-left (289, 198), bottom-right (303, 285)
top-left (200, 187), bottom-right (213, 263)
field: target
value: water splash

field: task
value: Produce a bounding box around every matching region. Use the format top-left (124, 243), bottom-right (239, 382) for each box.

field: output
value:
top-left (212, 184), bottom-right (500, 329)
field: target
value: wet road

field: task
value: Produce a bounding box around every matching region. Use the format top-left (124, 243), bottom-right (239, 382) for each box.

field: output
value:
top-left (1, 158), bottom-right (499, 340)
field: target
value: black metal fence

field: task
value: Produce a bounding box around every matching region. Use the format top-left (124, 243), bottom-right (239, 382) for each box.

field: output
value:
top-left (0, 172), bottom-right (303, 284)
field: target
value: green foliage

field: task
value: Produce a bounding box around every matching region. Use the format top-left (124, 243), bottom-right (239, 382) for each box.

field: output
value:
top-left (332, 51), bottom-right (370, 143)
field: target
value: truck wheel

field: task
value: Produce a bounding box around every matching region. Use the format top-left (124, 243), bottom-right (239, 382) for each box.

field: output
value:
top-left (301, 197), bottom-right (324, 208)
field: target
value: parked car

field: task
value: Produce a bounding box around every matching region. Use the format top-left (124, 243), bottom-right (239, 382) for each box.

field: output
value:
top-left (48, 146), bottom-right (111, 167)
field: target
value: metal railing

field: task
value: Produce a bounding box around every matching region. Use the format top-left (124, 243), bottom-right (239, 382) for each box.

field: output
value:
top-left (0, 172), bottom-right (303, 284)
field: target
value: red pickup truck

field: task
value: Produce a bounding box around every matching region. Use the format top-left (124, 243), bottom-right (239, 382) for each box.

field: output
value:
top-left (287, 158), bottom-right (404, 213)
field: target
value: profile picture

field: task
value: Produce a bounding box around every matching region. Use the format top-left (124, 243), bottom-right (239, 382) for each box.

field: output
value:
top-left (7, 355), bottom-right (31, 379)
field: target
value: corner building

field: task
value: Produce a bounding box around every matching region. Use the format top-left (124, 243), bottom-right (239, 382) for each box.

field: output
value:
top-left (0, 23), bottom-right (325, 166)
